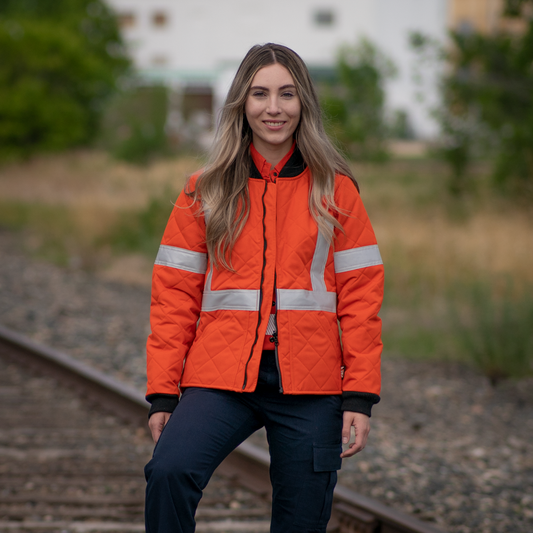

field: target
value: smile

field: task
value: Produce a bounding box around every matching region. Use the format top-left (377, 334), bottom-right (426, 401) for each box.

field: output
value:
top-left (264, 121), bottom-right (285, 126)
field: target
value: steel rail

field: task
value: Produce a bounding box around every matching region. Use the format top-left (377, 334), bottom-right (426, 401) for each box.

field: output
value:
top-left (0, 324), bottom-right (446, 533)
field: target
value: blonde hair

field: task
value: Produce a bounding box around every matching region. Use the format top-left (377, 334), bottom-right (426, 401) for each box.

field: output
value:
top-left (187, 43), bottom-right (357, 270)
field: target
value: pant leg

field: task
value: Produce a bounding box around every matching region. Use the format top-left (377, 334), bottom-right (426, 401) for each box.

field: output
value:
top-left (144, 387), bottom-right (263, 533)
top-left (262, 393), bottom-right (343, 533)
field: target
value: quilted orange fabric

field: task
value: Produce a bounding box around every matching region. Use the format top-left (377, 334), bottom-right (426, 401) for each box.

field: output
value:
top-left (146, 168), bottom-right (384, 398)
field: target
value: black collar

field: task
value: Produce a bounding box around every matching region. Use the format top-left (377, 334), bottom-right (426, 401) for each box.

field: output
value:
top-left (249, 146), bottom-right (306, 180)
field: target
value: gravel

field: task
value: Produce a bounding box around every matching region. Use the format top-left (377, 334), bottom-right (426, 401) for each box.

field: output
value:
top-left (0, 230), bottom-right (150, 391)
top-left (1, 229), bottom-right (532, 533)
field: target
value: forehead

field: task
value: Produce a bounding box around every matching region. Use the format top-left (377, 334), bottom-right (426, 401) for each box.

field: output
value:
top-left (250, 63), bottom-right (296, 87)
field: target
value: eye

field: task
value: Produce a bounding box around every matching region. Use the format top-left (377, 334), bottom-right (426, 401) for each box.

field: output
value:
top-left (251, 90), bottom-right (267, 97)
top-left (281, 91), bottom-right (295, 98)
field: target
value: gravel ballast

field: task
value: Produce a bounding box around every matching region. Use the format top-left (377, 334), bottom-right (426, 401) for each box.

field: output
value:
top-left (1, 229), bottom-right (531, 533)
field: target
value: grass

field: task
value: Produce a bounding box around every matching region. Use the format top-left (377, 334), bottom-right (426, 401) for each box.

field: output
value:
top-left (0, 200), bottom-right (81, 266)
top-left (449, 280), bottom-right (533, 384)
top-left (1, 150), bottom-right (532, 381)
top-left (103, 188), bottom-right (177, 257)
top-left (354, 158), bottom-right (533, 378)
top-left (0, 150), bottom-right (200, 271)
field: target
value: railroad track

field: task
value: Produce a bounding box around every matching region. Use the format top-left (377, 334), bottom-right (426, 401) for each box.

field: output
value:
top-left (0, 324), bottom-right (446, 533)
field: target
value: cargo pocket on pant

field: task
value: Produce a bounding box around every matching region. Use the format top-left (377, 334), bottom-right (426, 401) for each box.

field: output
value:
top-left (313, 445), bottom-right (342, 472)
top-left (312, 445), bottom-right (342, 529)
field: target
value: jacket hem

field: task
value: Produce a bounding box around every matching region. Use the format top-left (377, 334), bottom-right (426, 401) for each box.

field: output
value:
top-left (179, 381), bottom-right (343, 395)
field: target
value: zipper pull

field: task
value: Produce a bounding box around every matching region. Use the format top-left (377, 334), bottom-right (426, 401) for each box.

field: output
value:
top-left (269, 332), bottom-right (279, 347)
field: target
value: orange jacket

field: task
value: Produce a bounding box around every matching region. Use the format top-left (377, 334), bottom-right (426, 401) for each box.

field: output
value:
top-left (146, 157), bottom-right (384, 403)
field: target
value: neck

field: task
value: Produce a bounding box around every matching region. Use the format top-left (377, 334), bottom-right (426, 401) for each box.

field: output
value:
top-left (252, 136), bottom-right (293, 166)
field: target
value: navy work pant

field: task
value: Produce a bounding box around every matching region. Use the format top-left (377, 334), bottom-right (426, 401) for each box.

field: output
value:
top-left (144, 353), bottom-right (343, 533)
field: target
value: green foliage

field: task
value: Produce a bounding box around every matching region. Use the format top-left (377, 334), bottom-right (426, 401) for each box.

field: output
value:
top-left (321, 38), bottom-right (396, 161)
top-left (0, 0), bottom-right (130, 159)
top-left (105, 189), bottom-right (175, 256)
top-left (388, 109), bottom-right (415, 140)
top-left (411, 1), bottom-right (533, 196)
top-left (450, 281), bottom-right (533, 385)
top-left (504, 0), bottom-right (533, 16)
top-left (100, 85), bottom-right (171, 165)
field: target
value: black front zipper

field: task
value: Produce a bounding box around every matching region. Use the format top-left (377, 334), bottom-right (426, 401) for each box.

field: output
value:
top-left (242, 180), bottom-right (268, 390)
top-left (270, 329), bottom-right (284, 393)
top-left (269, 273), bottom-right (284, 393)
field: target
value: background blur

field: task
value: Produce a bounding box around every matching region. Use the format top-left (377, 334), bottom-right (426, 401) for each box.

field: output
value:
top-left (1, 2), bottom-right (532, 531)
top-left (0, 0), bottom-right (532, 397)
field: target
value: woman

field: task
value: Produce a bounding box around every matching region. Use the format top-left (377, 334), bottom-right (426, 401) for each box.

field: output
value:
top-left (144, 43), bottom-right (384, 533)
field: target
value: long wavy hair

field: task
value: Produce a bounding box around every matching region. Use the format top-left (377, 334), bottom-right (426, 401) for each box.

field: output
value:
top-left (186, 43), bottom-right (358, 270)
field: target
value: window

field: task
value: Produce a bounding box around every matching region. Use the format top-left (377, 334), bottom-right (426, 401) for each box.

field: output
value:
top-left (456, 19), bottom-right (474, 36)
top-left (151, 55), bottom-right (168, 66)
top-left (118, 12), bottom-right (136, 29)
top-left (314, 9), bottom-right (335, 27)
top-left (152, 12), bottom-right (168, 27)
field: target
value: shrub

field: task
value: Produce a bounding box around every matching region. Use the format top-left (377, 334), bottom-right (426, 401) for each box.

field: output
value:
top-left (99, 85), bottom-right (170, 165)
top-left (451, 281), bottom-right (533, 384)
top-left (320, 38), bottom-right (396, 161)
top-left (0, 0), bottom-right (129, 159)
top-left (411, 0), bottom-right (533, 197)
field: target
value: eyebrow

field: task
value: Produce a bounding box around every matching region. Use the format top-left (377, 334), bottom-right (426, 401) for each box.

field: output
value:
top-left (249, 84), bottom-right (297, 91)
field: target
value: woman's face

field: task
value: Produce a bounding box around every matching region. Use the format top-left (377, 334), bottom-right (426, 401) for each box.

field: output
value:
top-left (244, 63), bottom-right (301, 158)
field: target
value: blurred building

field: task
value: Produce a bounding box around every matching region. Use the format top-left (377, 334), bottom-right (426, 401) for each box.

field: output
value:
top-left (449, 0), bottom-right (529, 34)
top-left (449, 0), bottom-right (503, 33)
top-left (106, 0), bottom-right (455, 141)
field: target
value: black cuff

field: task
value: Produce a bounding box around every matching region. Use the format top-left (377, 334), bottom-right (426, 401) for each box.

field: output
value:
top-left (146, 394), bottom-right (179, 418)
top-left (341, 392), bottom-right (380, 417)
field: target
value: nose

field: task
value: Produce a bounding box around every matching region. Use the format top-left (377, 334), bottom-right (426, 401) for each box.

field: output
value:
top-left (266, 95), bottom-right (281, 115)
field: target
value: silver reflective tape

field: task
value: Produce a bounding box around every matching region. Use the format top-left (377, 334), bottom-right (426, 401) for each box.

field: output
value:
top-left (204, 267), bottom-right (213, 291)
top-left (334, 245), bottom-right (382, 274)
top-left (277, 289), bottom-right (336, 313)
top-left (155, 245), bottom-right (207, 274)
top-left (310, 231), bottom-right (331, 292)
top-left (202, 289), bottom-right (260, 312)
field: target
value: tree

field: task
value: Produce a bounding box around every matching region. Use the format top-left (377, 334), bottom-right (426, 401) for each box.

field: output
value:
top-left (412, 0), bottom-right (533, 196)
top-left (0, 0), bottom-right (130, 159)
top-left (320, 38), bottom-right (396, 161)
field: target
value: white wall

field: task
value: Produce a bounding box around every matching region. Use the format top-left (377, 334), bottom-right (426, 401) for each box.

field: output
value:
top-left (365, 0), bottom-right (448, 137)
top-left (108, 0), bottom-right (448, 138)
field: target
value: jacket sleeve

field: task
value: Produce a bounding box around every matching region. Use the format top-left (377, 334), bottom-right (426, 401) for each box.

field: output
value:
top-left (333, 175), bottom-right (384, 403)
top-left (146, 182), bottom-right (207, 401)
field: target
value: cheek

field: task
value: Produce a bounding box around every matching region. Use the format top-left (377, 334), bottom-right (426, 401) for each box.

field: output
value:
top-left (245, 99), bottom-right (260, 119)
top-left (244, 99), bottom-right (253, 118)
top-left (291, 107), bottom-right (302, 127)
top-left (291, 101), bottom-right (302, 121)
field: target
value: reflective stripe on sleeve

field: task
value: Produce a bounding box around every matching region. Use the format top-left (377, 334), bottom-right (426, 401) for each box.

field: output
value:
top-left (334, 244), bottom-right (382, 273)
top-left (155, 245), bottom-right (207, 274)
top-left (202, 289), bottom-right (261, 312)
top-left (277, 289), bottom-right (336, 313)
